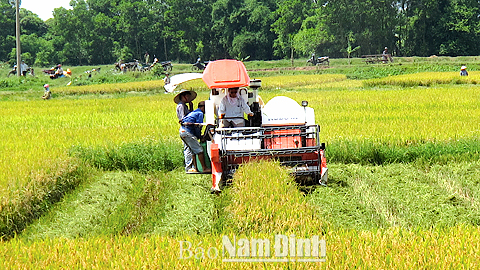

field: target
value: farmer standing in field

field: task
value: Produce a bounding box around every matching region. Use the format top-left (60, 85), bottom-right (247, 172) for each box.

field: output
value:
top-left (179, 101), bottom-right (211, 173)
top-left (175, 89), bottom-right (197, 173)
top-left (460, 66), bottom-right (468, 76)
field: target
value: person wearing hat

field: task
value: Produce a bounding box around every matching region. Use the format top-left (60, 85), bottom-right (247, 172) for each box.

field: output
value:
top-left (175, 89), bottom-right (197, 172)
top-left (42, 84), bottom-right (51, 99)
top-left (218, 87), bottom-right (253, 128)
top-left (460, 66), bottom-right (468, 76)
top-left (382, 47), bottom-right (388, 55)
top-left (50, 64), bottom-right (64, 79)
top-left (179, 101), bottom-right (211, 173)
top-left (382, 47), bottom-right (390, 63)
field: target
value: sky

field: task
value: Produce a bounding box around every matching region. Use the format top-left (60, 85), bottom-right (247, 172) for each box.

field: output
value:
top-left (20, 0), bottom-right (72, 21)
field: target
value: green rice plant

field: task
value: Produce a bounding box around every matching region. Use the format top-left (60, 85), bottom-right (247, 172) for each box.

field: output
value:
top-left (259, 74), bottom-right (346, 90)
top-left (54, 80), bottom-right (167, 95)
top-left (181, 74), bottom-right (347, 92)
top-left (1, 226), bottom-right (479, 269)
top-left (364, 71), bottom-right (480, 87)
top-left (224, 160), bottom-right (322, 236)
top-left (327, 137), bottom-right (480, 166)
top-left (70, 138), bottom-right (184, 172)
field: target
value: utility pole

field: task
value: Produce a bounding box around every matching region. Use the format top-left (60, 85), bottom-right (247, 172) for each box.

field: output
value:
top-left (15, 0), bottom-right (21, 77)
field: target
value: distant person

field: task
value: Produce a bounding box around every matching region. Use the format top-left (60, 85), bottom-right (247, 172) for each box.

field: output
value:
top-left (20, 60), bottom-right (29, 76)
top-left (164, 73), bottom-right (170, 85)
top-left (218, 87), bottom-right (253, 128)
top-left (42, 84), bottom-right (51, 99)
top-left (50, 64), bottom-right (64, 79)
top-left (150, 56), bottom-right (159, 68)
top-left (144, 52), bottom-right (150, 65)
top-left (309, 53), bottom-right (317, 65)
top-left (382, 47), bottom-right (388, 56)
top-left (382, 47), bottom-right (393, 63)
top-left (175, 89), bottom-right (197, 173)
top-left (179, 101), bottom-right (211, 173)
top-left (460, 66), bottom-right (468, 76)
top-left (7, 64), bottom-right (17, 77)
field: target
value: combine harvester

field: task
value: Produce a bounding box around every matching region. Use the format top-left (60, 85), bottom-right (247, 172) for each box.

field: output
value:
top-left (201, 59), bottom-right (327, 192)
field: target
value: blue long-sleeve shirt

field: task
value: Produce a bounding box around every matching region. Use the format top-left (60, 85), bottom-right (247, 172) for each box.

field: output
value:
top-left (181, 108), bottom-right (204, 138)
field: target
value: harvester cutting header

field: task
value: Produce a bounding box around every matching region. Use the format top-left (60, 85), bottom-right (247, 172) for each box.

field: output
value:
top-left (200, 59), bottom-right (327, 192)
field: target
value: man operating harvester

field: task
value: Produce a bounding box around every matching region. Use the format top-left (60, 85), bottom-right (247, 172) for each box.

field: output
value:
top-left (179, 101), bottom-right (211, 173)
top-left (218, 87), bottom-right (253, 128)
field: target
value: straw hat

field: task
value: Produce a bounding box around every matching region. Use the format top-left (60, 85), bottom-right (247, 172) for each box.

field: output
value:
top-left (461, 66), bottom-right (467, 70)
top-left (174, 89), bottom-right (197, 104)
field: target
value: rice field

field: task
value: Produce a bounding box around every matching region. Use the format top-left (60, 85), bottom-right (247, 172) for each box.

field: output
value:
top-left (2, 226), bottom-right (479, 269)
top-left (1, 71), bottom-right (480, 268)
top-left (364, 71), bottom-right (480, 87)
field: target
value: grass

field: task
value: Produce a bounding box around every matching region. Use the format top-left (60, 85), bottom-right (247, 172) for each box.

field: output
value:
top-left (20, 171), bottom-right (141, 240)
top-left (312, 162), bottom-right (480, 230)
top-left (0, 159), bottom-right (92, 240)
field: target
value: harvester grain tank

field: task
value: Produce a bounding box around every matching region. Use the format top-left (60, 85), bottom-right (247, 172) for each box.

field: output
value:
top-left (201, 59), bottom-right (327, 192)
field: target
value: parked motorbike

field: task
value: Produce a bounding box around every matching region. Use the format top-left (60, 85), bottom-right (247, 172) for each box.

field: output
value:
top-left (161, 61), bottom-right (173, 71)
top-left (307, 54), bottom-right (330, 66)
top-left (192, 57), bottom-right (209, 71)
top-left (142, 60), bottom-right (173, 72)
top-left (42, 66), bottom-right (56, 75)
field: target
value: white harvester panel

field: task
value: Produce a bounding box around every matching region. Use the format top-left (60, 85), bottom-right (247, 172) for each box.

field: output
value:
top-left (261, 96), bottom-right (313, 126)
top-left (213, 130), bottom-right (262, 151)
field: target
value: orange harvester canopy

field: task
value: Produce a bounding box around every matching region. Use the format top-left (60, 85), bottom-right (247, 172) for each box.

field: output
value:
top-left (202, 59), bottom-right (250, 89)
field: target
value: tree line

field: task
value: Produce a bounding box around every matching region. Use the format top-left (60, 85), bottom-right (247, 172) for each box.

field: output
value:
top-left (1, 0), bottom-right (480, 66)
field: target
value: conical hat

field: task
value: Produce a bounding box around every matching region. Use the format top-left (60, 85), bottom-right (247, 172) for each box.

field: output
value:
top-left (174, 89), bottom-right (197, 104)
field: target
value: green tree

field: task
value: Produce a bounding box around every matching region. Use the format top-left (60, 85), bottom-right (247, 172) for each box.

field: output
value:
top-left (341, 31), bottom-right (360, 64)
top-left (292, 9), bottom-right (331, 58)
top-left (320, 0), bottom-right (398, 57)
top-left (20, 9), bottom-right (47, 36)
top-left (0, 1), bottom-right (16, 62)
top-left (400, 0), bottom-right (480, 56)
top-left (272, 0), bottom-right (312, 59)
top-left (211, 0), bottom-right (276, 60)
top-left (164, 0), bottom-right (212, 61)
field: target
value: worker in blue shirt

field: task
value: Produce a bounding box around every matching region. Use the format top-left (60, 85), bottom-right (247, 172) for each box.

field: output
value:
top-left (180, 101), bottom-right (211, 173)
